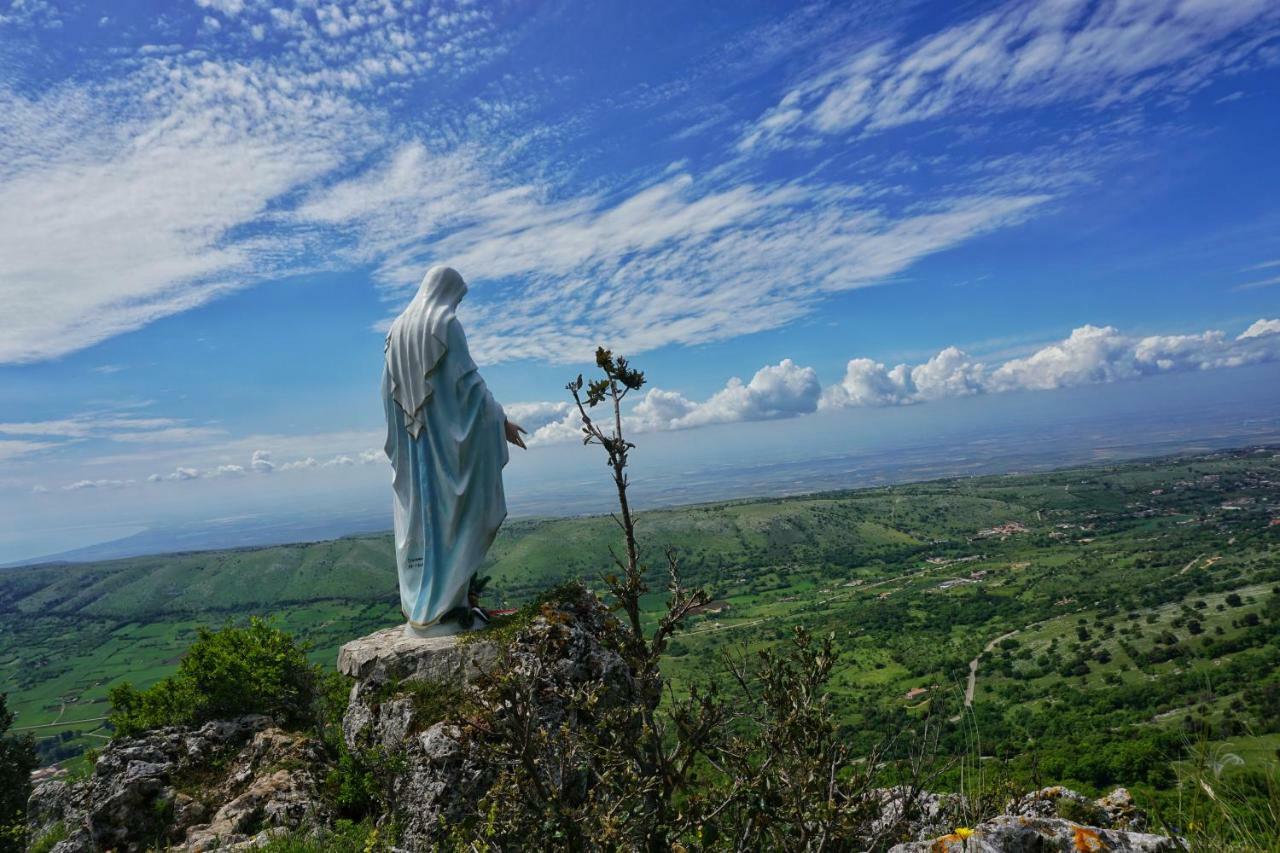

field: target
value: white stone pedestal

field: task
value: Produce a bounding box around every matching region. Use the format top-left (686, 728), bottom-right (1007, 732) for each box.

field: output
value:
top-left (336, 625), bottom-right (497, 687)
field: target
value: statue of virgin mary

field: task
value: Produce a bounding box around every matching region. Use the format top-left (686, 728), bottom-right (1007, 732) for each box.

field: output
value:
top-left (382, 266), bottom-right (526, 638)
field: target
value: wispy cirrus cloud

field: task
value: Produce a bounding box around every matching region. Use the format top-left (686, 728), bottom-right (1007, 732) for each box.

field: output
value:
top-left (0, 413), bottom-right (222, 443)
top-left (0, 0), bottom-right (507, 364)
top-left (308, 148), bottom-right (1047, 362)
top-left (1, 0), bottom-right (1275, 373)
top-left (739, 0), bottom-right (1280, 151)
top-left (0, 440), bottom-right (60, 463)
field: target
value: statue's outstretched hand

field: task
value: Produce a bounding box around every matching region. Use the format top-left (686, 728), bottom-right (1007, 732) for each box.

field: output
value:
top-left (504, 419), bottom-right (528, 449)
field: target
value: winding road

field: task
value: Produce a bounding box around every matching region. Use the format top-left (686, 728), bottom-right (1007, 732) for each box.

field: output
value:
top-left (963, 630), bottom-right (1020, 707)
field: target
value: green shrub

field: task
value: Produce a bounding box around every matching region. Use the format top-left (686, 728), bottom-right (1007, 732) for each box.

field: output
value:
top-left (0, 693), bottom-right (38, 853)
top-left (25, 821), bottom-right (66, 853)
top-left (254, 819), bottom-right (388, 852)
top-left (109, 618), bottom-right (323, 738)
top-left (324, 747), bottom-right (380, 819)
top-left (1055, 796), bottom-right (1107, 826)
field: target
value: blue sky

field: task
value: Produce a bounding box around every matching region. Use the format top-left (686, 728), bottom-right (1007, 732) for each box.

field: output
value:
top-left (1, 0), bottom-right (1279, 563)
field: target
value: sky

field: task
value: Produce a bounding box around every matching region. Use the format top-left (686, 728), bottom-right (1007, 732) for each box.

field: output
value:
top-left (1, 0), bottom-right (1279, 564)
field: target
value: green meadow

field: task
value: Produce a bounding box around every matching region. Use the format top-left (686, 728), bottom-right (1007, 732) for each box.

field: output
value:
top-left (2, 446), bottom-right (1277, 820)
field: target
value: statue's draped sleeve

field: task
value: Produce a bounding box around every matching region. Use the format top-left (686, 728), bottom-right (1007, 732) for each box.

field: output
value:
top-left (382, 318), bottom-right (509, 626)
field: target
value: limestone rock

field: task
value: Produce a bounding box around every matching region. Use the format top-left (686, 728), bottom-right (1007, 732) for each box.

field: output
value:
top-left (336, 626), bottom-right (498, 685)
top-left (1006, 785), bottom-right (1110, 826)
top-left (340, 587), bottom-right (639, 850)
top-left (27, 716), bottom-right (271, 853)
top-left (1004, 784), bottom-right (1151, 833)
top-left (24, 716), bottom-right (329, 853)
top-left (890, 815), bottom-right (1183, 852)
top-left (1097, 786), bottom-right (1149, 832)
top-left (183, 728), bottom-right (331, 851)
top-left (865, 786), bottom-right (966, 845)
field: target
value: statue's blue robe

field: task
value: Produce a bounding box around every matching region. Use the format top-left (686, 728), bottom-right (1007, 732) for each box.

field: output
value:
top-left (382, 318), bottom-right (509, 627)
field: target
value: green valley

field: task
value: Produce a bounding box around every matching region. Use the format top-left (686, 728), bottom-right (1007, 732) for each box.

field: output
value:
top-left (3, 446), bottom-right (1278, 826)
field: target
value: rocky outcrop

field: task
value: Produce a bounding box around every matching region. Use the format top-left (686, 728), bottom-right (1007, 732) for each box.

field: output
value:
top-left (890, 815), bottom-right (1183, 852)
top-left (182, 727), bottom-right (330, 851)
top-left (866, 787), bottom-right (966, 845)
top-left (25, 716), bottom-right (329, 853)
top-left (340, 588), bottom-right (637, 849)
top-left (892, 786), bottom-right (1182, 852)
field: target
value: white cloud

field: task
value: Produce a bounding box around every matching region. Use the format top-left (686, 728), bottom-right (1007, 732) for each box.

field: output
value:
top-left (195, 0), bottom-right (245, 16)
top-left (250, 449), bottom-right (275, 472)
top-left (0, 2), bottom-right (503, 364)
top-left (741, 0), bottom-right (1280, 150)
top-left (213, 464), bottom-right (246, 477)
top-left (629, 389), bottom-right (699, 432)
top-left (64, 478), bottom-right (135, 490)
top-left (518, 318), bottom-right (1280, 445)
top-left (0, 414), bottom-right (175, 439)
top-left (525, 359), bottom-right (820, 444)
top-left (987, 325), bottom-right (1137, 391)
top-left (147, 466), bottom-right (201, 482)
top-left (0, 412), bottom-right (225, 461)
top-left (1235, 275), bottom-right (1280, 291)
top-left (108, 427), bottom-right (228, 444)
top-left (823, 317), bottom-right (1280, 409)
top-left (526, 409), bottom-right (588, 446)
top-left (318, 152), bottom-right (1046, 362)
top-left (1239, 318), bottom-right (1280, 339)
top-left (322, 455), bottom-right (354, 467)
top-left (667, 359), bottom-right (821, 429)
top-left (280, 456), bottom-right (319, 471)
top-left (0, 440), bottom-right (59, 462)
top-left (503, 401), bottom-right (574, 433)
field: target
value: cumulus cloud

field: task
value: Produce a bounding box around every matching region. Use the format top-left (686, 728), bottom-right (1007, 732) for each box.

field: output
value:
top-left (654, 360), bottom-right (821, 430)
top-left (514, 317), bottom-right (1280, 446)
top-left (522, 359), bottom-right (820, 444)
top-left (821, 345), bottom-right (989, 408)
top-left (1239, 318), bottom-right (1280, 339)
top-left (147, 467), bottom-right (201, 482)
top-left (503, 401), bottom-right (574, 433)
top-left (823, 318), bottom-right (1280, 409)
top-left (26, 316), bottom-right (1277, 486)
top-left (195, 0), bottom-right (245, 16)
top-left (145, 449), bottom-right (367, 481)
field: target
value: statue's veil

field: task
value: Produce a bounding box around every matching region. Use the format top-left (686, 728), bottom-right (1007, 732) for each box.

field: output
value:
top-left (384, 266), bottom-right (468, 438)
